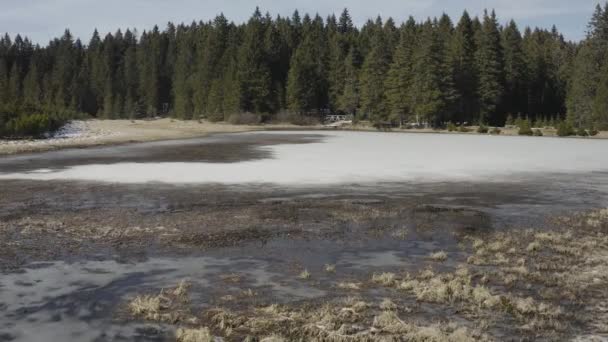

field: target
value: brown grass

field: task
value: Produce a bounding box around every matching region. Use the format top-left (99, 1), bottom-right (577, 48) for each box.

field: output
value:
top-left (175, 327), bottom-right (213, 342)
top-left (121, 207), bottom-right (608, 340)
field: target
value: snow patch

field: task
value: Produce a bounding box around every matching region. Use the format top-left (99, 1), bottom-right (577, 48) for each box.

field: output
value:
top-left (2, 131), bottom-right (608, 185)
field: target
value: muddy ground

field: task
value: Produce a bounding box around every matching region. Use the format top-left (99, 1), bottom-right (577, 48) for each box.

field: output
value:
top-left (1, 133), bottom-right (608, 341)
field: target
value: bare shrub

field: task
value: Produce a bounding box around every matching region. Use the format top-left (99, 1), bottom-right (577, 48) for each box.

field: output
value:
top-left (227, 112), bottom-right (262, 125)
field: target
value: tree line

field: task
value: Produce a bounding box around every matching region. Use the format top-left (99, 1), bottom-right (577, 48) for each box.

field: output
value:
top-left (1, 5), bottom-right (608, 136)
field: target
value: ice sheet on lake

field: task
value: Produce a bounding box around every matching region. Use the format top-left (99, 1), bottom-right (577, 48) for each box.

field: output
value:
top-left (1, 131), bottom-right (608, 185)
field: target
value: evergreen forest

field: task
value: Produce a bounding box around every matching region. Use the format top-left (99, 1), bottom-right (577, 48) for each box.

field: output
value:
top-left (2, 5), bottom-right (608, 136)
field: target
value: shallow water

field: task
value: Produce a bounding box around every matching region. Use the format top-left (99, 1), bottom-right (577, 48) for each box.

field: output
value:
top-left (0, 239), bottom-right (441, 342)
top-left (2, 131), bottom-right (608, 341)
top-left (2, 131), bottom-right (608, 185)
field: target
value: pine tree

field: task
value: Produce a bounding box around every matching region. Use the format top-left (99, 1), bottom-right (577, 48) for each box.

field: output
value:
top-left (103, 78), bottom-right (114, 118)
top-left (567, 3), bottom-right (608, 128)
top-left (123, 43), bottom-right (139, 118)
top-left (502, 20), bottom-right (528, 122)
top-left (206, 78), bottom-right (225, 121)
top-left (475, 10), bottom-right (505, 125)
top-left (385, 17), bottom-right (416, 125)
top-left (238, 8), bottom-right (272, 113)
top-left (71, 59), bottom-right (95, 114)
top-left (0, 57), bottom-right (8, 106)
top-left (173, 32), bottom-right (194, 119)
top-left (359, 23), bottom-right (391, 122)
top-left (23, 62), bottom-right (41, 106)
top-left (409, 20), bottom-right (454, 126)
top-left (138, 29), bottom-right (160, 117)
top-left (593, 62), bottom-right (608, 129)
top-left (286, 38), bottom-right (317, 113)
top-left (8, 63), bottom-right (21, 105)
top-left (450, 11), bottom-right (478, 124)
top-left (338, 47), bottom-right (360, 116)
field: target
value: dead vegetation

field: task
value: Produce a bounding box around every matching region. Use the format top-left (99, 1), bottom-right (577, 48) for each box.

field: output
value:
top-left (122, 208), bottom-right (608, 341)
top-left (128, 280), bottom-right (197, 324)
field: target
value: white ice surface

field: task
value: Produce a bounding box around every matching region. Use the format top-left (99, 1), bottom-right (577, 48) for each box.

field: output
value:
top-left (1, 131), bottom-right (608, 185)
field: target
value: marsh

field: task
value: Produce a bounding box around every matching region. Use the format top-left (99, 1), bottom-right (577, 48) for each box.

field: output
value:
top-left (1, 131), bottom-right (608, 341)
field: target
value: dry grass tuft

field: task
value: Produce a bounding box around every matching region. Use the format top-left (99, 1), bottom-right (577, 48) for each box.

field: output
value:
top-left (129, 295), bottom-right (163, 320)
top-left (172, 280), bottom-right (191, 298)
top-left (175, 327), bottom-right (213, 342)
top-left (324, 264), bottom-right (336, 273)
top-left (526, 241), bottom-right (541, 253)
top-left (128, 281), bottom-right (194, 324)
top-left (429, 251), bottom-right (448, 262)
top-left (298, 269), bottom-right (311, 280)
top-left (220, 273), bottom-right (242, 283)
top-left (372, 272), bottom-right (397, 286)
top-left (260, 335), bottom-right (287, 342)
top-left (379, 298), bottom-right (397, 311)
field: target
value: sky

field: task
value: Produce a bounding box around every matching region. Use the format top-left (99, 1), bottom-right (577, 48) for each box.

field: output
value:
top-left (0, 0), bottom-right (603, 45)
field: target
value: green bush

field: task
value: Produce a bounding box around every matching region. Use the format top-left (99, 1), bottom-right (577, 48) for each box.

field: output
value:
top-left (0, 104), bottom-right (71, 138)
top-left (576, 127), bottom-right (589, 137)
top-left (458, 126), bottom-right (472, 133)
top-left (447, 122), bottom-right (457, 132)
top-left (556, 121), bottom-right (575, 137)
top-left (533, 129), bottom-right (543, 136)
top-left (590, 129), bottom-right (599, 136)
top-left (477, 124), bottom-right (489, 134)
top-left (518, 119), bottom-right (533, 136)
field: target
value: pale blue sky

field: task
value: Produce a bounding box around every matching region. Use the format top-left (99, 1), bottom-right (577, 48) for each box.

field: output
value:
top-left (0, 0), bottom-right (603, 44)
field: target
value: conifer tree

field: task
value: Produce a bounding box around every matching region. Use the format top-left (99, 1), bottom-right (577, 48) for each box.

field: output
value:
top-left (338, 48), bottom-right (360, 116)
top-left (450, 11), bottom-right (478, 124)
top-left (123, 44), bottom-right (139, 118)
top-left (475, 10), bottom-right (505, 124)
top-left (23, 62), bottom-right (41, 106)
top-left (138, 29), bottom-right (160, 116)
top-left (593, 62), bottom-right (608, 129)
top-left (502, 20), bottom-right (528, 121)
top-left (238, 8), bottom-right (272, 113)
top-left (0, 58), bottom-right (8, 105)
top-left (8, 63), bottom-right (21, 105)
top-left (173, 33), bottom-right (194, 119)
top-left (103, 78), bottom-right (114, 118)
top-left (286, 38), bottom-right (317, 113)
top-left (409, 20), bottom-right (454, 126)
top-left (359, 22), bottom-right (391, 122)
top-left (385, 17), bottom-right (416, 125)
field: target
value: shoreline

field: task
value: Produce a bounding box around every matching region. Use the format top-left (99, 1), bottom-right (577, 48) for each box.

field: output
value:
top-left (0, 118), bottom-right (606, 156)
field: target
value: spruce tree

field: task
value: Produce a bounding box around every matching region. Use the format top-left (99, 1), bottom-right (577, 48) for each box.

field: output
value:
top-left (0, 58), bottom-right (8, 106)
top-left (593, 62), bottom-right (608, 129)
top-left (8, 63), bottom-right (21, 105)
top-left (123, 44), bottom-right (139, 118)
top-left (475, 10), bottom-right (505, 125)
top-left (338, 48), bottom-right (360, 116)
top-left (103, 78), bottom-right (114, 119)
top-left (502, 20), bottom-right (528, 122)
top-left (359, 23), bottom-right (391, 122)
top-left (237, 8), bottom-right (272, 113)
top-left (450, 11), bottom-right (478, 124)
top-left (409, 20), bottom-right (454, 126)
top-left (385, 17), bottom-right (417, 125)
top-left (286, 38), bottom-right (317, 113)
top-left (173, 33), bottom-right (194, 119)
top-left (23, 62), bottom-right (41, 106)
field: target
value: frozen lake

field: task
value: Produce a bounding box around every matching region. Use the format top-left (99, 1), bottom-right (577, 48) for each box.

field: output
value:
top-left (1, 131), bottom-right (607, 185)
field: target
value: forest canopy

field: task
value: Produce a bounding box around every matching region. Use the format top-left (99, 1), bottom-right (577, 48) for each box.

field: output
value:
top-left (1, 4), bottom-right (608, 137)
